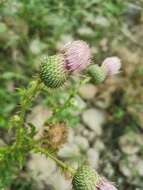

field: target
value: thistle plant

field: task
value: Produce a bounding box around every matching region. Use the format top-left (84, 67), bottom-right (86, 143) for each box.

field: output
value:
top-left (0, 40), bottom-right (121, 189)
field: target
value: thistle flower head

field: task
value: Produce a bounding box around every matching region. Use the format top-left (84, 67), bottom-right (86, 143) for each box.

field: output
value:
top-left (72, 165), bottom-right (99, 190)
top-left (60, 40), bottom-right (91, 72)
top-left (40, 40), bottom-right (91, 88)
top-left (40, 54), bottom-right (68, 88)
top-left (96, 178), bottom-right (118, 190)
top-left (101, 57), bottom-right (121, 76)
top-left (72, 165), bottom-right (118, 190)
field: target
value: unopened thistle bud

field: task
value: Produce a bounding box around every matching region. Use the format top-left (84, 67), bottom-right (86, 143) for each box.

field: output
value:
top-left (72, 165), bottom-right (118, 190)
top-left (40, 54), bottom-right (68, 88)
top-left (72, 165), bottom-right (99, 190)
top-left (88, 57), bottom-right (121, 84)
top-left (88, 65), bottom-right (107, 83)
top-left (101, 57), bottom-right (121, 76)
top-left (60, 40), bottom-right (91, 72)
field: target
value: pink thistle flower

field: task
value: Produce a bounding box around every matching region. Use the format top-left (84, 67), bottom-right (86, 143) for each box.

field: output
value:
top-left (101, 56), bottom-right (121, 76)
top-left (96, 178), bottom-right (118, 190)
top-left (60, 40), bottom-right (91, 72)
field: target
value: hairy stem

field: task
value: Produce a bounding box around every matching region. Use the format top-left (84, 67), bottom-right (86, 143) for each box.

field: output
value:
top-left (15, 78), bottom-right (43, 146)
top-left (34, 146), bottom-right (75, 175)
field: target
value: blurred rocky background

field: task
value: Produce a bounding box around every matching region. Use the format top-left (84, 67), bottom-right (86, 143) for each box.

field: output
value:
top-left (0, 0), bottom-right (143, 190)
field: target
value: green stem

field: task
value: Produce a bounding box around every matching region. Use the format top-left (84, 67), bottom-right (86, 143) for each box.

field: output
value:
top-left (20, 78), bottom-right (42, 121)
top-left (46, 77), bottom-right (89, 125)
top-left (35, 147), bottom-right (75, 175)
top-left (16, 78), bottom-right (43, 146)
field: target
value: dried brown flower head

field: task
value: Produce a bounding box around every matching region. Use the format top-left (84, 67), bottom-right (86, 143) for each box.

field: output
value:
top-left (35, 123), bottom-right (68, 150)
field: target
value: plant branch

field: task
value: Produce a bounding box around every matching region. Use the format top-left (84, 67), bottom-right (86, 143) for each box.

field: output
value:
top-left (34, 146), bottom-right (75, 175)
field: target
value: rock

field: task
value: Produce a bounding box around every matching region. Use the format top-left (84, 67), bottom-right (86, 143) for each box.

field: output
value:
top-left (135, 159), bottom-right (143, 176)
top-left (119, 155), bottom-right (143, 178)
top-left (67, 128), bottom-right (75, 143)
top-left (27, 105), bottom-right (52, 129)
top-left (74, 124), bottom-right (96, 143)
top-left (119, 159), bottom-right (131, 177)
top-left (124, 3), bottom-right (142, 26)
top-left (82, 108), bottom-right (106, 135)
top-left (74, 124), bottom-right (86, 135)
top-left (43, 184), bottom-right (55, 190)
top-left (74, 136), bottom-right (89, 151)
top-left (0, 139), bottom-right (6, 146)
top-left (47, 169), bottom-right (72, 190)
top-left (79, 83), bottom-right (97, 100)
top-left (82, 129), bottom-right (96, 143)
top-left (94, 99), bottom-right (110, 109)
top-left (115, 46), bottom-right (141, 76)
top-left (94, 16), bottom-right (110, 27)
top-left (103, 162), bottom-right (115, 177)
top-left (30, 39), bottom-right (47, 54)
top-left (81, 129), bottom-right (89, 137)
top-left (119, 132), bottom-right (142, 154)
top-left (27, 153), bottom-right (57, 189)
top-left (91, 47), bottom-right (99, 55)
top-left (93, 91), bottom-right (111, 109)
top-left (27, 153), bottom-right (71, 190)
top-left (99, 38), bottom-right (109, 52)
top-left (87, 148), bottom-right (99, 169)
top-left (77, 26), bottom-right (94, 37)
top-left (58, 144), bottom-right (80, 159)
top-left (93, 140), bottom-right (105, 152)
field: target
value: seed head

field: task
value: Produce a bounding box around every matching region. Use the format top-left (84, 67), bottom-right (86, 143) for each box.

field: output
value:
top-left (35, 123), bottom-right (68, 150)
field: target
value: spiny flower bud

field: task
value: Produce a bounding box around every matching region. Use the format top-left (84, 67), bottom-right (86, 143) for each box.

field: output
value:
top-left (40, 54), bottom-right (68, 88)
top-left (72, 165), bottom-right (118, 190)
top-left (60, 40), bottom-right (91, 72)
top-left (88, 65), bottom-right (106, 83)
top-left (101, 57), bottom-right (121, 76)
top-left (72, 165), bottom-right (99, 190)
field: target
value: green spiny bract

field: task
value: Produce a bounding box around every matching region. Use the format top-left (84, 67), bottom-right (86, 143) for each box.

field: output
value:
top-left (88, 65), bottom-right (106, 84)
top-left (72, 165), bottom-right (99, 190)
top-left (40, 54), bottom-right (68, 88)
